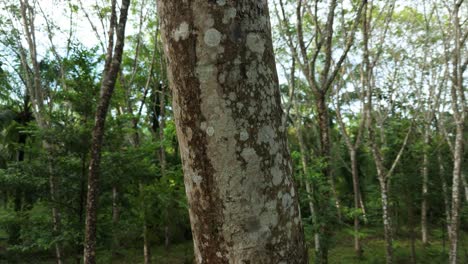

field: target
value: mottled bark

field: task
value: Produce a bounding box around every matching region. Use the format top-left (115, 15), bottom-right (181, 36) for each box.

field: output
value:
top-left (448, 123), bottom-right (464, 264)
top-left (372, 145), bottom-right (393, 264)
top-left (157, 0), bottom-right (307, 263)
top-left (447, 1), bottom-right (466, 263)
top-left (83, 1), bottom-right (130, 263)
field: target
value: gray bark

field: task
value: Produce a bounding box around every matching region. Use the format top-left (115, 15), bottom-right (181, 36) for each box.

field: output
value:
top-left (157, 1), bottom-right (307, 263)
top-left (447, 1), bottom-right (466, 263)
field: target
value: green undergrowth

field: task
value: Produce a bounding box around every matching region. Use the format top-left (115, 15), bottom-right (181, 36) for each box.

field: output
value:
top-left (1, 227), bottom-right (467, 263)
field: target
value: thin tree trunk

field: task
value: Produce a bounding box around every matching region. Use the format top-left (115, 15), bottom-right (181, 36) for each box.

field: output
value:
top-left (141, 182), bottom-right (151, 264)
top-left (421, 128), bottom-right (430, 245)
top-left (379, 178), bottom-right (393, 264)
top-left (83, 1), bottom-right (130, 263)
top-left (447, 2), bottom-right (465, 262)
top-left (157, 1), bottom-right (307, 262)
top-left (448, 123), bottom-right (464, 264)
top-left (438, 151), bottom-right (451, 237)
top-left (47, 156), bottom-right (63, 264)
top-left (111, 185), bottom-right (120, 260)
top-left (350, 149), bottom-right (362, 257)
top-left (462, 173), bottom-right (468, 203)
top-left (77, 152), bottom-right (87, 264)
top-left (295, 115), bottom-right (320, 254)
top-left (359, 191), bottom-right (368, 223)
top-left (407, 194), bottom-right (416, 264)
top-left (329, 169), bottom-right (342, 223)
top-left (159, 82), bottom-right (169, 250)
top-left (315, 93), bottom-right (332, 264)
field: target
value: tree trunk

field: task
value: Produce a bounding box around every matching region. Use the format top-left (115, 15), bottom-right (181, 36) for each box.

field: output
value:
top-left (157, 1), bottom-right (307, 262)
top-left (47, 156), bottom-right (63, 264)
top-left (159, 82), bottom-right (170, 250)
top-left (379, 178), bottom-right (393, 264)
top-left (142, 204), bottom-right (151, 264)
top-left (111, 185), bottom-right (120, 261)
top-left (407, 194), bottom-right (416, 264)
top-left (315, 92), bottom-right (332, 264)
top-left (462, 173), bottom-right (468, 203)
top-left (83, 1), bottom-right (130, 263)
top-left (294, 113), bottom-right (320, 254)
top-left (437, 151), bottom-right (450, 228)
top-left (421, 128), bottom-right (429, 245)
top-left (447, 0), bottom-right (465, 262)
top-left (350, 149), bottom-right (362, 257)
top-left (449, 123), bottom-right (464, 264)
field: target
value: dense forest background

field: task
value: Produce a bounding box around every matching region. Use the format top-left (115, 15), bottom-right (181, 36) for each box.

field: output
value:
top-left (0, 0), bottom-right (466, 263)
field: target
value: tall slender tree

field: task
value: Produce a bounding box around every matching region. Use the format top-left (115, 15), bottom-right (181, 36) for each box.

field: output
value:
top-left (83, 0), bottom-right (130, 263)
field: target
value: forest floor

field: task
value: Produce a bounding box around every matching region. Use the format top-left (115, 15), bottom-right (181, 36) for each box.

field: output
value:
top-left (312, 227), bottom-right (468, 264)
top-left (0, 227), bottom-right (467, 263)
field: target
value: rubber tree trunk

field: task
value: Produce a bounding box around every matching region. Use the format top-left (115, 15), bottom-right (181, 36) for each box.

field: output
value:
top-left (437, 152), bottom-right (451, 231)
top-left (350, 149), bottom-right (362, 257)
top-left (462, 173), bottom-right (468, 203)
top-left (315, 92), bottom-right (333, 264)
top-left (449, 123), bottom-right (464, 264)
top-left (157, 0), bottom-right (307, 262)
top-left (294, 113), bottom-right (320, 254)
top-left (421, 127), bottom-right (430, 245)
top-left (83, 1), bottom-right (130, 263)
top-left (379, 178), bottom-right (393, 264)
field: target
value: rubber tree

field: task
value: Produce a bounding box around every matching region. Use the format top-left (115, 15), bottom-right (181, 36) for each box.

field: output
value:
top-left (83, 0), bottom-right (130, 263)
top-left (445, 1), bottom-right (466, 263)
top-left (157, 0), bottom-right (307, 262)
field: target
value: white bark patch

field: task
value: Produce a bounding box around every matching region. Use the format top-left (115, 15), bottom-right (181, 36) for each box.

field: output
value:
top-left (219, 72), bottom-right (226, 84)
top-left (173, 21), bottom-right (189, 41)
top-left (200, 121), bottom-right (207, 131)
top-left (196, 65), bottom-right (215, 83)
top-left (216, 0), bottom-right (226, 6)
top-left (186, 127), bottom-right (193, 141)
top-left (282, 193), bottom-right (292, 209)
top-left (239, 130), bottom-right (249, 141)
top-left (192, 174), bottom-right (203, 185)
top-left (222, 7), bottom-right (236, 24)
top-left (204, 28), bottom-right (222, 47)
top-left (246, 33), bottom-right (265, 56)
top-left (257, 125), bottom-right (275, 143)
top-left (271, 166), bottom-right (282, 186)
top-left (206, 126), bottom-right (215, 136)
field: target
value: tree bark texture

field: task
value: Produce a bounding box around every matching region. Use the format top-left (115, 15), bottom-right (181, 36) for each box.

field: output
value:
top-left (83, 1), bottom-right (130, 263)
top-left (157, 1), bottom-right (307, 263)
